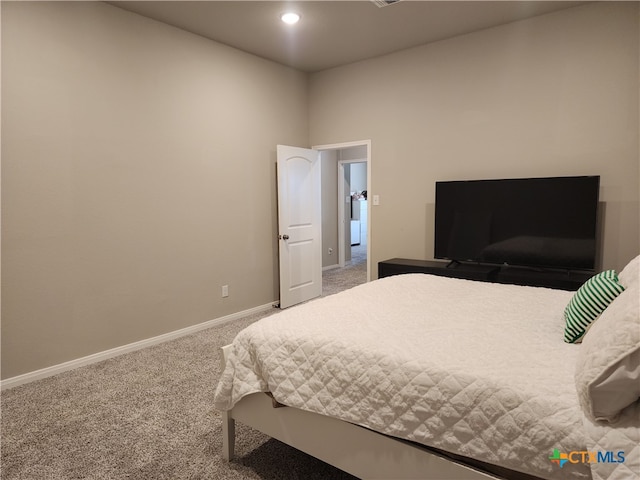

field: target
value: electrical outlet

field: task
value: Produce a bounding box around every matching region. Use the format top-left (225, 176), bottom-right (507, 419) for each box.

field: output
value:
top-left (222, 285), bottom-right (229, 297)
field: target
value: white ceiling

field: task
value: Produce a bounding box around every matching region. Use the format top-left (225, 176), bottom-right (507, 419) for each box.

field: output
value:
top-left (109, 1), bottom-right (587, 73)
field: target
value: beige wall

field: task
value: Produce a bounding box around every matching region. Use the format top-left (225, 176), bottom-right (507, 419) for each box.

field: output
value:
top-left (350, 162), bottom-right (367, 193)
top-left (321, 150), bottom-right (339, 267)
top-left (3, 1), bottom-right (639, 380)
top-left (310, 2), bottom-right (639, 275)
top-left (1, 2), bottom-right (308, 379)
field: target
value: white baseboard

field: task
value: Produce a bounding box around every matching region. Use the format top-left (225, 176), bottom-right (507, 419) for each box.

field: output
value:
top-left (323, 264), bottom-right (340, 271)
top-left (1, 302), bottom-right (277, 391)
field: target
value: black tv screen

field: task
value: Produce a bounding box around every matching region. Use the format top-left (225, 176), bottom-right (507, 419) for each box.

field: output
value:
top-left (434, 176), bottom-right (600, 270)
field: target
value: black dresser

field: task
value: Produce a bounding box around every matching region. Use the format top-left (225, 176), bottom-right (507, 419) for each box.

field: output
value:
top-left (378, 258), bottom-right (594, 291)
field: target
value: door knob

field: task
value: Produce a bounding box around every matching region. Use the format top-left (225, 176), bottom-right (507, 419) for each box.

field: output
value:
top-left (279, 234), bottom-right (290, 240)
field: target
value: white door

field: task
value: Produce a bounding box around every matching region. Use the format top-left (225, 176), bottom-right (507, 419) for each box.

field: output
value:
top-left (277, 145), bottom-right (322, 309)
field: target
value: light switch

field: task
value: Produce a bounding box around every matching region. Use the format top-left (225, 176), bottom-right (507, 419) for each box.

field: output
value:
top-left (373, 195), bottom-right (380, 206)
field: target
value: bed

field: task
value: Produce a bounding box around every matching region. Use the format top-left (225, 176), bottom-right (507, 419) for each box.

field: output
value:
top-left (214, 258), bottom-right (640, 480)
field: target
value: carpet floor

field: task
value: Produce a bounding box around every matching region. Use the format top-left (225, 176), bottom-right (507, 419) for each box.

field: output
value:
top-left (1, 256), bottom-right (366, 480)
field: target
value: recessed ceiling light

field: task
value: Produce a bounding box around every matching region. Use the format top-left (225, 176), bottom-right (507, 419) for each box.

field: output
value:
top-left (281, 12), bottom-right (300, 25)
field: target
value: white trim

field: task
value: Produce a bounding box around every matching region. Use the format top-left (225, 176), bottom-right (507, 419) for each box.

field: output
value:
top-left (0, 302), bottom-right (277, 391)
top-left (313, 139), bottom-right (371, 151)
top-left (338, 158), bottom-right (367, 268)
top-left (322, 263), bottom-right (340, 272)
top-left (338, 161), bottom-right (345, 268)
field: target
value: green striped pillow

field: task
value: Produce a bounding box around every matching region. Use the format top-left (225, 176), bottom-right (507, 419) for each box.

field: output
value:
top-left (564, 270), bottom-right (625, 343)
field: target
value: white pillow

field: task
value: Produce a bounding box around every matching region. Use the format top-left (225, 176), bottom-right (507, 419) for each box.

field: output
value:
top-left (619, 254), bottom-right (639, 290)
top-left (575, 284), bottom-right (640, 423)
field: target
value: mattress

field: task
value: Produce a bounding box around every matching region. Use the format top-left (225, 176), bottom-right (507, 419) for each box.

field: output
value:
top-left (214, 274), bottom-right (593, 480)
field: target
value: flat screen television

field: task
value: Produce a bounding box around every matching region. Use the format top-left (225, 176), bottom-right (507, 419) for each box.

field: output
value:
top-left (434, 175), bottom-right (600, 271)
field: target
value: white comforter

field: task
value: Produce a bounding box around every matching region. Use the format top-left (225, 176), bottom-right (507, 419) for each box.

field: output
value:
top-left (214, 274), bottom-right (593, 479)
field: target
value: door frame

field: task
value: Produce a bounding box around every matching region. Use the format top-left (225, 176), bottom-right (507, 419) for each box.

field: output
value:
top-left (338, 159), bottom-right (367, 268)
top-left (313, 140), bottom-right (371, 282)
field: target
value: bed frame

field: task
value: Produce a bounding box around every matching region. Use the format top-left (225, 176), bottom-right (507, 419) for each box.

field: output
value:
top-left (220, 345), bottom-right (503, 480)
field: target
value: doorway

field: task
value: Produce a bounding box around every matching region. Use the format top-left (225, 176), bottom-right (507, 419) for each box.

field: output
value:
top-left (314, 140), bottom-right (371, 284)
top-left (339, 160), bottom-right (367, 268)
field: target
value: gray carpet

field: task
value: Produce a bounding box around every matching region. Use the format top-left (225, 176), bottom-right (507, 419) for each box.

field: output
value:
top-left (322, 244), bottom-right (367, 297)
top-left (1, 258), bottom-right (366, 480)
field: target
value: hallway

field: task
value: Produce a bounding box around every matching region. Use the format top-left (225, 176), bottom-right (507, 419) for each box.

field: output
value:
top-left (322, 243), bottom-right (367, 297)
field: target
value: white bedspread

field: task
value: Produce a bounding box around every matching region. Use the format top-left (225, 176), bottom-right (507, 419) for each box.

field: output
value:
top-left (214, 274), bottom-right (593, 479)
